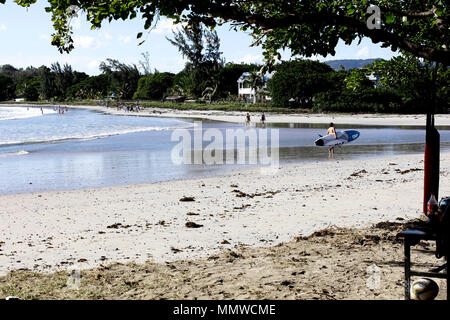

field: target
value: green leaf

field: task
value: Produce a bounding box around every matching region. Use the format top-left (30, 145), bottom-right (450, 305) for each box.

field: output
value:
top-left (385, 13), bottom-right (395, 24)
top-left (137, 32), bottom-right (143, 39)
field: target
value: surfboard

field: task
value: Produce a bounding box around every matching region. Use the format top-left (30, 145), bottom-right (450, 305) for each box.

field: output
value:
top-left (314, 130), bottom-right (360, 146)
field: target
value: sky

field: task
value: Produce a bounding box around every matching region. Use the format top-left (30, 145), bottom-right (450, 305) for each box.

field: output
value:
top-left (0, 1), bottom-right (399, 75)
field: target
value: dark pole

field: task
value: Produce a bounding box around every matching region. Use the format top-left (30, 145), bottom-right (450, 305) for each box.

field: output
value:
top-left (423, 62), bottom-right (440, 213)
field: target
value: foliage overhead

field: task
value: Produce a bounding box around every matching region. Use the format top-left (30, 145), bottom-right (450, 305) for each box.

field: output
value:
top-left (5, 0), bottom-right (449, 65)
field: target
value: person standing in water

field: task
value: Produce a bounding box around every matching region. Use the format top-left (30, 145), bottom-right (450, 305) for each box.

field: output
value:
top-left (245, 113), bottom-right (251, 127)
top-left (327, 122), bottom-right (337, 159)
top-left (261, 112), bottom-right (266, 127)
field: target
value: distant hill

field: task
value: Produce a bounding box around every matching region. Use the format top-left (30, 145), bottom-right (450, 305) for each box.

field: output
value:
top-left (323, 59), bottom-right (382, 70)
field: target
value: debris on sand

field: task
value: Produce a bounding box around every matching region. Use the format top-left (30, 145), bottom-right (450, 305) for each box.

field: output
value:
top-left (107, 223), bottom-right (131, 229)
top-left (350, 169), bottom-right (368, 177)
top-left (232, 189), bottom-right (280, 199)
top-left (179, 196), bottom-right (196, 202)
top-left (297, 228), bottom-right (336, 240)
top-left (226, 250), bottom-right (243, 260)
top-left (395, 168), bottom-right (423, 175)
top-left (233, 204), bottom-right (251, 210)
top-left (185, 222), bottom-right (203, 228)
top-left (373, 221), bottom-right (404, 231)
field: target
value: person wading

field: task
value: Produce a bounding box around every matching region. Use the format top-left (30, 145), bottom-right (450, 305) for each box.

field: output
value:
top-left (327, 122), bottom-right (337, 159)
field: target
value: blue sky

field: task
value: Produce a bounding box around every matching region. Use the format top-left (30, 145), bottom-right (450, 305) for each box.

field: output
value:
top-left (0, 1), bottom-right (399, 75)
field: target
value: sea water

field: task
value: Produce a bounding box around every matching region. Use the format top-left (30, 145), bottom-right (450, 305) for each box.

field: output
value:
top-left (0, 105), bottom-right (449, 194)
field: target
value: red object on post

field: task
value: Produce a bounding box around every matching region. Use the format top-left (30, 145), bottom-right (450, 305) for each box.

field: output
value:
top-left (423, 114), bottom-right (440, 213)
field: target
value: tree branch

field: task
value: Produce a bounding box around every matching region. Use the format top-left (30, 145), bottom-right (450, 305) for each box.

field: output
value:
top-left (207, 4), bottom-right (450, 65)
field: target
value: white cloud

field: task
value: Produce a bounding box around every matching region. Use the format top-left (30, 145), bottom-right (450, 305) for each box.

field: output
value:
top-left (88, 59), bottom-right (101, 70)
top-left (118, 34), bottom-right (131, 44)
top-left (356, 46), bottom-right (370, 59)
top-left (235, 54), bottom-right (264, 64)
top-left (73, 35), bottom-right (104, 49)
top-left (0, 24), bottom-right (6, 31)
top-left (151, 18), bottom-right (183, 35)
top-left (73, 35), bottom-right (95, 48)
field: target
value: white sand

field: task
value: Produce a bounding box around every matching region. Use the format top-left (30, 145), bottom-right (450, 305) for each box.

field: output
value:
top-left (1, 151), bottom-right (449, 276)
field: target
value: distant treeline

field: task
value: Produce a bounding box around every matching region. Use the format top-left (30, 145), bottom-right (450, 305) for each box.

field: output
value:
top-left (268, 56), bottom-right (449, 114)
top-left (0, 56), bottom-right (448, 114)
top-left (0, 60), bottom-right (259, 102)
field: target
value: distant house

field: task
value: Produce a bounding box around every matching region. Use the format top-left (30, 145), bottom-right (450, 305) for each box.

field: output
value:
top-left (237, 72), bottom-right (274, 103)
top-left (367, 72), bottom-right (380, 88)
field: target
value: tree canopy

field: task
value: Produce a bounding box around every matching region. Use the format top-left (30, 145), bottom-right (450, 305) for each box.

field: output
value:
top-left (134, 72), bottom-right (175, 100)
top-left (5, 1), bottom-right (449, 65)
top-left (167, 22), bottom-right (224, 97)
top-left (268, 59), bottom-right (334, 107)
top-left (99, 59), bottom-right (141, 99)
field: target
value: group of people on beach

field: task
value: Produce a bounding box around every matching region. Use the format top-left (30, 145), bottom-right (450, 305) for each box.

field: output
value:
top-left (95, 99), bottom-right (143, 113)
top-left (116, 102), bottom-right (142, 113)
top-left (53, 106), bottom-right (69, 114)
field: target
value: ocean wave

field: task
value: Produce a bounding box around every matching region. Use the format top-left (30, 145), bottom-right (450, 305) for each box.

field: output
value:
top-left (0, 150), bottom-right (30, 157)
top-left (0, 124), bottom-right (193, 147)
top-left (0, 106), bottom-right (57, 121)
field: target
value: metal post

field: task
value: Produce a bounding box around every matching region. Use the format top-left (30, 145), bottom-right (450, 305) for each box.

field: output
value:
top-left (423, 62), bottom-right (441, 213)
top-left (405, 239), bottom-right (411, 300)
top-left (423, 114), bottom-right (440, 213)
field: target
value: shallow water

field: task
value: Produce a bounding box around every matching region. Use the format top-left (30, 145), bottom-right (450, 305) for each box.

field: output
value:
top-left (0, 105), bottom-right (449, 194)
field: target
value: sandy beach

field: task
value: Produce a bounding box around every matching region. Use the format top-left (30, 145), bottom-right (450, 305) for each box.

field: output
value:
top-left (1, 104), bottom-right (449, 299)
top-left (2, 220), bottom-right (447, 300)
top-left (1, 151), bottom-right (449, 276)
top-left (1, 151), bottom-right (449, 299)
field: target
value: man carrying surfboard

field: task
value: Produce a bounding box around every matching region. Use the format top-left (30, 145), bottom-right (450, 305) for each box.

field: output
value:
top-left (327, 123), bottom-right (337, 159)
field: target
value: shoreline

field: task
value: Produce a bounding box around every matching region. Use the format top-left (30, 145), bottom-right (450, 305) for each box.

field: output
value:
top-left (1, 151), bottom-right (448, 277)
top-left (5, 102), bottom-right (450, 126)
top-left (2, 103), bottom-right (446, 197)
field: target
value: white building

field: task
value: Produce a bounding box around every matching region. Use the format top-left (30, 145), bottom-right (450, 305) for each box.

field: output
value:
top-left (237, 72), bottom-right (274, 103)
top-left (367, 72), bottom-right (380, 87)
